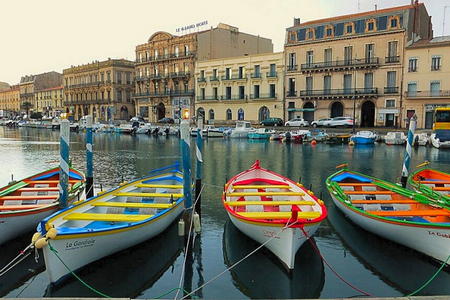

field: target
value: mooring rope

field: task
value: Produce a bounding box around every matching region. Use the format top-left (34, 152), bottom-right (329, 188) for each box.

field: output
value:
top-left (0, 243), bottom-right (33, 277)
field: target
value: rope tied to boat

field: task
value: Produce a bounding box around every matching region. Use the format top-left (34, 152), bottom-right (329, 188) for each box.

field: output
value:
top-left (0, 242), bottom-right (34, 277)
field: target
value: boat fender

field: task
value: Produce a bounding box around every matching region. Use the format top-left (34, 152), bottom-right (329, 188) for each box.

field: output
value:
top-left (297, 183), bottom-right (304, 187)
top-left (31, 232), bottom-right (41, 244)
top-left (193, 213), bottom-right (201, 233)
top-left (46, 228), bottom-right (58, 239)
top-left (307, 191), bottom-right (315, 196)
top-left (178, 219), bottom-right (185, 236)
top-left (119, 181), bottom-right (128, 186)
top-left (34, 238), bottom-right (48, 249)
top-left (349, 140), bottom-right (355, 146)
top-left (317, 199), bottom-right (324, 205)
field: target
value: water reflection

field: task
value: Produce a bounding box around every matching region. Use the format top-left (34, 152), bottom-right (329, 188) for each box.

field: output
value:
top-left (222, 220), bottom-right (325, 299)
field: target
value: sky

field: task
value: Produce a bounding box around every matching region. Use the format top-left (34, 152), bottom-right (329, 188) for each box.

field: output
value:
top-left (0, 0), bottom-right (449, 85)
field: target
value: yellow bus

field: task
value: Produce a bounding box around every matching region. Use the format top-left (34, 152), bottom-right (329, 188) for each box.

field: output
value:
top-left (433, 107), bottom-right (450, 130)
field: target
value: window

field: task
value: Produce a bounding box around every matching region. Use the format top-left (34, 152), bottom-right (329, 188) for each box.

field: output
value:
top-left (366, 19), bottom-right (376, 32)
top-left (239, 86), bottom-right (245, 99)
top-left (325, 25), bottom-right (334, 37)
top-left (344, 74), bottom-right (352, 92)
top-left (225, 86), bottom-right (231, 100)
top-left (387, 41), bottom-right (398, 60)
top-left (213, 87), bottom-right (218, 99)
top-left (200, 88), bottom-right (205, 100)
top-left (225, 67), bottom-right (231, 79)
top-left (430, 81), bottom-right (441, 96)
top-left (306, 28), bottom-right (314, 40)
top-left (254, 65), bottom-right (261, 77)
top-left (409, 58), bottom-right (418, 72)
top-left (387, 71), bottom-right (396, 88)
top-left (269, 84), bottom-right (276, 98)
top-left (346, 23), bottom-right (353, 34)
top-left (364, 73), bottom-right (373, 89)
top-left (324, 48), bottom-right (332, 64)
top-left (324, 76), bottom-right (331, 94)
top-left (288, 78), bottom-right (296, 95)
top-left (238, 108), bottom-right (244, 120)
top-left (344, 46), bottom-right (353, 64)
top-left (226, 109), bottom-right (232, 120)
top-left (175, 47), bottom-right (179, 57)
top-left (269, 64), bottom-right (276, 76)
top-left (365, 44), bottom-right (375, 60)
top-left (389, 16), bottom-right (400, 29)
top-left (431, 56), bottom-right (441, 71)
top-left (253, 85), bottom-right (260, 98)
top-left (238, 66), bottom-right (244, 79)
top-left (212, 69), bottom-right (217, 79)
top-left (200, 70), bottom-right (205, 80)
top-left (184, 45), bottom-right (189, 55)
top-left (288, 53), bottom-right (296, 70)
top-left (209, 109), bottom-right (214, 120)
top-left (386, 100), bottom-right (395, 108)
top-left (306, 76), bottom-right (313, 92)
top-left (154, 49), bottom-right (158, 59)
top-left (306, 50), bottom-right (314, 65)
top-left (407, 82), bottom-right (417, 96)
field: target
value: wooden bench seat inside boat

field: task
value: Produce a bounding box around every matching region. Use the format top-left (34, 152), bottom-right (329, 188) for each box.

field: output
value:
top-left (432, 187), bottom-right (450, 191)
top-left (0, 195), bottom-right (58, 200)
top-left (114, 192), bottom-right (183, 198)
top-left (63, 213), bottom-right (153, 222)
top-left (226, 201), bottom-right (314, 206)
top-left (29, 180), bottom-right (79, 184)
top-left (238, 211), bottom-right (321, 219)
top-left (227, 191), bottom-right (304, 197)
top-left (231, 185), bottom-right (291, 189)
top-left (417, 180), bottom-right (450, 184)
top-left (367, 210), bottom-right (450, 217)
top-left (344, 191), bottom-right (394, 195)
top-left (135, 184), bottom-right (183, 189)
top-left (18, 187), bottom-right (60, 192)
top-left (339, 183), bottom-right (377, 186)
top-left (0, 204), bottom-right (46, 210)
top-left (351, 200), bottom-right (418, 204)
top-left (92, 202), bottom-right (174, 209)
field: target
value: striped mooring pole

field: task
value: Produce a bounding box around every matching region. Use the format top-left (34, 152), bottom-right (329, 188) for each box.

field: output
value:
top-left (86, 115), bottom-right (94, 199)
top-left (180, 118), bottom-right (192, 210)
top-left (195, 117), bottom-right (204, 218)
top-left (401, 114), bottom-right (417, 188)
top-left (59, 119), bottom-right (70, 209)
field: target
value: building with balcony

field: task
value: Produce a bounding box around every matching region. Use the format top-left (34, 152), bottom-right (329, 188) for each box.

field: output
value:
top-left (19, 72), bottom-right (62, 115)
top-left (284, 2), bottom-right (432, 127)
top-left (0, 84), bottom-right (20, 116)
top-left (63, 59), bottom-right (134, 121)
top-left (134, 23), bottom-right (273, 122)
top-left (195, 52), bottom-right (284, 124)
top-left (403, 36), bottom-right (450, 129)
top-left (34, 86), bottom-right (64, 117)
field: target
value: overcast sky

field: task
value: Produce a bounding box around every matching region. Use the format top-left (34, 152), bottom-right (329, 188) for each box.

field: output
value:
top-left (0, 0), bottom-right (448, 84)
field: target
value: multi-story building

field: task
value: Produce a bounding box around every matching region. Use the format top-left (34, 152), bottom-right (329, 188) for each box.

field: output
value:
top-left (284, 2), bottom-right (432, 127)
top-left (0, 84), bottom-right (20, 116)
top-left (0, 82), bottom-right (10, 91)
top-left (63, 59), bottom-right (135, 121)
top-left (35, 86), bottom-right (64, 117)
top-left (195, 52), bottom-right (284, 123)
top-left (19, 72), bottom-right (62, 115)
top-left (403, 36), bottom-right (450, 129)
top-left (134, 23), bottom-right (273, 122)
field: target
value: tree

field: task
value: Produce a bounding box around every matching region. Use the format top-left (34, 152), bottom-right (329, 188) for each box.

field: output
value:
top-left (21, 101), bottom-right (32, 118)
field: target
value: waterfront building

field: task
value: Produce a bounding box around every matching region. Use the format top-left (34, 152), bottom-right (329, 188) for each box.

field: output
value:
top-left (284, 2), bottom-right (432, 127)
top-left (0, 82), bottom-right (10, 91)
top-left (195, 52), bottom-right (284, 124)
top-left (403, 36), bottom-right (450, 129)
top-left (63, 59), bottom-right (135, 121)
top-left (134, 23), bottom-right (273, 122)
top-left (0, 84), bottom-right (20, 116)
top-left (34, 86), bottom-right (64, 117)
top-left (19, 72), bottom-right (62, 116)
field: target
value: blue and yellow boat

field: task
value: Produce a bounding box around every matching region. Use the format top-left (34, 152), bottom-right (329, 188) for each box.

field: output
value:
top-left (34, 163), bottom-right (184, 283)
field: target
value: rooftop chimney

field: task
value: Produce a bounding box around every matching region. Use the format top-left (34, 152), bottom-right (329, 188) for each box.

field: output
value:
top-left (294, 17), bottom-right (301, 26)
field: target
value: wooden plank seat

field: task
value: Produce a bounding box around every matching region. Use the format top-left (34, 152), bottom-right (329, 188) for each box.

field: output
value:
top-left (226, 201), bottom-right (315, 206)
top-left (351, 200), bottom-right (418, 204)
top-left (232, 185), bottom-right (291, 189)
top-left (0, 195), bottom-right (58, 200)
top-left (18, 187), bottom-right (59, 192)
top-left (432, 187), bottom-right (450, 191)
top-left (417, 180), bottom-right (450, 184)
top-left (92, 202), bottom-right (174, 209)
top-left (29, 180), bottom-right (80, 184)
top-left (114, 192), bottom-right (183, 198)
top-left (227, 192), bottom-right (305, 197)
top-left (135, 184), bottom-right (183, 189)
top-left (238, 211), bottom-right (321, 219)
top-left (339, 183), bottom-right (377, 186)
top-left (0, 204), bottom-right (48, 211)
top-left (344, 191), bottom-right (395, 195)
top-left (367, 210), bottom-right (450, 217)
top-left (63, 213), bottom-right (153, 222)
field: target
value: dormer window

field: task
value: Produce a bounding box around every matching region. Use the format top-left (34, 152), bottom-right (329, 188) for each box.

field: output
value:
top-left (366, 19), bottom-right (377, 32)
top-left (388, 16), bottom-right (400, 30)
top-left (306, 28), bottom-right (315, 40)
top-left (345, 23), bottom-right (354, 34)
top-left (325, 25), bottom-right (334, 38)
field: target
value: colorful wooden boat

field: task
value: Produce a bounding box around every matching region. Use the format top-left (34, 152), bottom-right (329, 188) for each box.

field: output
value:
top-left (0, 167), bottom-right (85, 245)
top-left (326, 167), bottom-right (450, 264)
top-left (409, 167), bottom-right (450, 207)
top-left (222, 161), bottom-right (327, 269)
top-left (36, 163), bottom-right (184, 283)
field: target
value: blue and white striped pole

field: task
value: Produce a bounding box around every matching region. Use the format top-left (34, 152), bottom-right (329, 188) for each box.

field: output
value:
top-left (195, 117), bottom-right (203, 217)
top-left (59, 119), bottom-right (70, 209)
top-left (180, 118), bottom-right (192, 209)
top-left (86, 115), bottom-right (94, 199)
top-left (401, 114), bottom-right (417, 188)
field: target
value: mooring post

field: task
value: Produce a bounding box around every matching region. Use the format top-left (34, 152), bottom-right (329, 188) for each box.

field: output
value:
top-left (180, 112), bottom-right (193, 235)
top-left (195, 117), bottom-right (203, 219)
top-left (86, 115), bottom-right (94, 199)
top-left (59, 119), bottom-right (70, 209)
top-left (401, 114), bottom-right (417, 188)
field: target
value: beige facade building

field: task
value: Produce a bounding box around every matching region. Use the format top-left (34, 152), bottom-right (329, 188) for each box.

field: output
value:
top-left (134, 23), bottom-right (273, 122)
top-left (63, 59), bottom-right (135, 121)
top-left (284, 2), bottom-right (432, 127)
top-left (0, 85), bottom-right (20, 114)
top-left (403, 36), bottom-right (450, 129)
top-left (19, 72), bottom-right (62, 115)
top-left (0, 82), bottom-right (10, 91)
top-left (195, 52), bottom-right (284, 124)
top-left (34, 86), bottom-right (64, 117)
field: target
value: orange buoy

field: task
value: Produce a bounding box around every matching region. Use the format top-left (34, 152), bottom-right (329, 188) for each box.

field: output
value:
top-left (311, 139), bottom-right (317, 145)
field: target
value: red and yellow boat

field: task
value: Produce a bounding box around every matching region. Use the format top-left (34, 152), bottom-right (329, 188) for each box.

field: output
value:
top-left (0, 167), bottom-right (85, 244)
top-left (409, 166), bottom-right (450, 208)
top-left (222, 161), bottom-right (327, 270)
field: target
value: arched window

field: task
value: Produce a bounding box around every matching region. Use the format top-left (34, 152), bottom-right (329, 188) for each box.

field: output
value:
top-left (209, 109), bottom-right (215, 120)
top-left (197, 107), bottom-right (205, 119)
top-left (258, 106), bottom-right (270, 121)
top-left (238, 108), bottom-right (244, 120)
top-left (226, 109), bottom-right (232, 120)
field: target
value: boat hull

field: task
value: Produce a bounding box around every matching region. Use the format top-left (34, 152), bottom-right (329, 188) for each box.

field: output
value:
top-left (351, 137), bottom-right (375, 144)
top-left (42, 203), bottom-right (184, 283)
top-left (228, 213), bottom-right (319, 269)
top-left (330, 193), bottom-right (450, 263)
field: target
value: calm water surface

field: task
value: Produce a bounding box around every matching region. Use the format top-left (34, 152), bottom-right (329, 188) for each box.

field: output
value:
top-left (1, 127), bottom-right (449, 299)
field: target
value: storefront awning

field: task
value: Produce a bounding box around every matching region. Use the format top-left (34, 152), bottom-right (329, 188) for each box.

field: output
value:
top-left (287, 108), bottom-right (316, 112)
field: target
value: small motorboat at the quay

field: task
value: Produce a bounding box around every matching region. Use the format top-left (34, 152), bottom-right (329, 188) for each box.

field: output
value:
top-left (227, 121), bottom-right (255, 138)
top-left (36, 163), bottom-right (184, 283)
top-left (248, 128), bottom-right (273, 140)
top-left (351, 131), bottom-right (377, 144)
top-left (413, 133), bottom-right (428, 146)
top-left (326, 167), bottom-right (450, 264)
top-left (384, 132), bottom-right (406, 145)
top-left (0, 167), bottom-right (85, 245)
top-left (222, 160), bottom-right (327, 269)
top-left (430, 130), bottom-right (450, 149)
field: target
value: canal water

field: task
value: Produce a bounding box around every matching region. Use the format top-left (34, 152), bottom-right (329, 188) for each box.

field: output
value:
top-left (1, 127), bottom-right (449, 299)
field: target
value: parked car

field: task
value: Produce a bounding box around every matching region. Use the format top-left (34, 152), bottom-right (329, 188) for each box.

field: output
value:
top-left (311, 118), bottom-right (332, 127)
top-left (323, 117), bottom-right (354, 127)
top-left (260, 117), bottom-right (283, 126)
top-left (285, 117), bottom-right (309, 127)
top-left (158, 117), bottom-right (175, 124)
